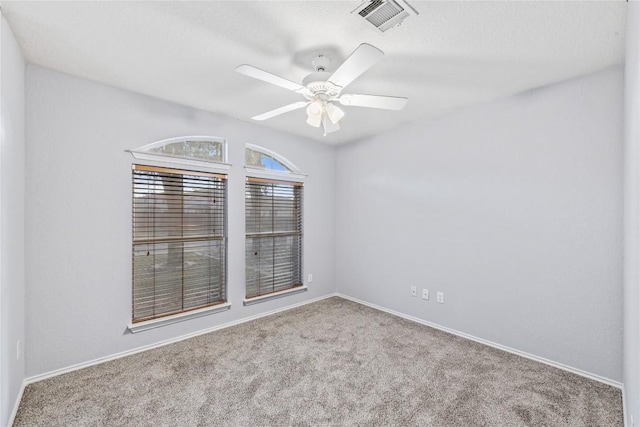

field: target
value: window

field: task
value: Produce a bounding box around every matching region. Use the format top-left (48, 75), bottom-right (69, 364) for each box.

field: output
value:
top-left (244, 143), bottom-right (305, 302)
top-left (127, 136), bottom-right (229, 170)
top-left (132, 165), bottom-right (227, 323)
top-left (148, 139), bottom-right (224, 163)
top-left (244, 143), bottom-right (304, 180)
top-left (246, 146), bottom-right (294, 172)
top-left (245, 178), bottom-right (303, 299)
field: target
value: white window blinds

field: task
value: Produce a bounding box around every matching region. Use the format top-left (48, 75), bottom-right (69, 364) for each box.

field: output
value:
top-left (132, 165), bottom-right (227, 323)
top-left (245, 177), bottom-right (303, 299)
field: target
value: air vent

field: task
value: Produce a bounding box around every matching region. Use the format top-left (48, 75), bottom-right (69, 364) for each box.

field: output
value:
top-left (352, 0), bottom-right (418, 33)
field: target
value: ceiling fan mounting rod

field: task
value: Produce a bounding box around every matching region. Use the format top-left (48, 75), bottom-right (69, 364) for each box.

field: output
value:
top-left (312, 54), bottom-right (330, 72)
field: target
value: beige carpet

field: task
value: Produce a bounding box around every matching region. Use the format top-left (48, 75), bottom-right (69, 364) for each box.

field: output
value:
top-left (14, 297), bottom-right (622, 426)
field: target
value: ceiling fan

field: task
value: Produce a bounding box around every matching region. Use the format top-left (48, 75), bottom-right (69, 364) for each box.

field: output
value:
top-left (235, 43), bottom-right (408, 136)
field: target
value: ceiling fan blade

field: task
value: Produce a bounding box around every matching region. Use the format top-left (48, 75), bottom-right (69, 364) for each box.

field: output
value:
top-left (235, 64), bottom-right (309, 95)
top-left (322, 113), bottom-right (340, 135)
top-left (339, 94), bottom-right (408, 111)
top-left (252, 101), bottom-right (309, 121)
top-left (327, 43), bottom-right (384, 90)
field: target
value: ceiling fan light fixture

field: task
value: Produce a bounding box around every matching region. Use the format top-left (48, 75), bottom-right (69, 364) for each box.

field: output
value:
top-left (322, 113), bottom-right (340, 136)
top-left (325, 102), bottom-right (345, 124)
top-left (306, 99), bottom-right (324, 117)
top-left (306, 113), bottom-right (322, 127)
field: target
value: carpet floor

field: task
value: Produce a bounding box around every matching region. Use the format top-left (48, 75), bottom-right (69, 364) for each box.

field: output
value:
top-left (14, 297), bottom-right (622, 426)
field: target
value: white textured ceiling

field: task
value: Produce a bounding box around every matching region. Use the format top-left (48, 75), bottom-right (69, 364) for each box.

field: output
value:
top-left (0, 1), bottom-right (627, 144)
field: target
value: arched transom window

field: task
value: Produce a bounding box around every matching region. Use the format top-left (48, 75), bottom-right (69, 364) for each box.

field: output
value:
top-left (128, 136), bottom-right (229, 169)
top-left (245, 143), bottom-right (301, 175)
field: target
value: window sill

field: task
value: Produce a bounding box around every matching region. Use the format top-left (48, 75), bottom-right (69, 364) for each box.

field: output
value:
top-left (128, 302), bottom-right (232, 333)
top-left (243, 286), bottom-right (308, 306)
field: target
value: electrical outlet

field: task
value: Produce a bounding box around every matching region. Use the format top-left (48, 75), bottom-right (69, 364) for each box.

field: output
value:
top-left (307, 274), bottom-right (313, 283)
top-left (410, 286), bottom-right (417, 297)
top-left (16, 339), bottom-right (20, 360)
top-left (422, 289), bottom-right (429, 300)
top-left (437, 292), bottom-right (444, 304)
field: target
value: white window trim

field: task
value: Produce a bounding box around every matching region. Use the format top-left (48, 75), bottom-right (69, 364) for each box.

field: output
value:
top-left (243, 286), bottom-right (308, 306)
top-left (244, 166), bottom-right (306, 182)
top-left (133, 156), bottom-right (231, 174)
top-left (128, 302), bottom-right (232, 333)
top-left (127, 135), bottom-right (231, 169)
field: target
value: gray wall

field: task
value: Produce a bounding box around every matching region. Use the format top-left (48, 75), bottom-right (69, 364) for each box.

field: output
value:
top-left (0, 14), bottom-right (26, 426)
top-left (25, 66), bottom-right (336, 377)
top-left (336, 66), bottom-right (624, 382)
top-left (19, 44), bottom-right (629, 407)
top-left (624, 2), bottom-right (640, 425)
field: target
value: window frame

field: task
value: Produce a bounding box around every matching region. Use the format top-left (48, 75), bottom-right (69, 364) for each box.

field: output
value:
top-left (127, 137), bottom-right (231, 333)
top-left (243, 144), bottom-right (307, 305)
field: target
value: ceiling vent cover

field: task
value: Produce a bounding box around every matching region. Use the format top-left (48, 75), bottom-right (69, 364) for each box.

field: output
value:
top-left (352, 0), bottom-right (418, 33)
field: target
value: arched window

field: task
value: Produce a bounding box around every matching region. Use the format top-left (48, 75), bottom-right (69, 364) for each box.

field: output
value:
top-left (244, 143), bottom-right (305, 181)
top-left (246, 146), bottom-right (294, 172)
top-left (127, 136), bottom-right (230, 332)
top-left (244, 144), bottom-right (306, 304)
top-left (128, 136), bottom-right (229, 170)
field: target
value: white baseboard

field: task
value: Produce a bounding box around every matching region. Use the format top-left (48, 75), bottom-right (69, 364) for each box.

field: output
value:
top-left (337, 293), bottom-right (623, 390)
top-left (8, 380), bottom-right (26, 427)
top-left (24, 293), bottom-right (338, 385)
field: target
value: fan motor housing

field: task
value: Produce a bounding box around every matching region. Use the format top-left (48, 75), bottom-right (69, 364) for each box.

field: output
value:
top-left (302, 72), bottom-right (341, 100)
